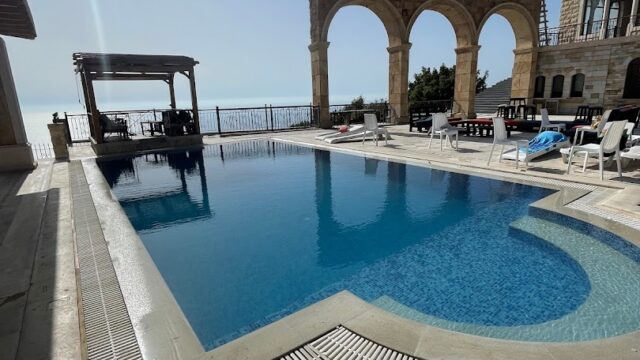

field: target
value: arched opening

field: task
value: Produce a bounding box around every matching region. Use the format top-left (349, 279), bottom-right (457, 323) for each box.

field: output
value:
top-left (534, 76), bottom-right (546, 98)
top-left (477, 13), bottom-right (517, 110)
top-left (407, 0), bottom-right (478, 117)
top-left (478, 3), bottom-right (539, 100)
top-left (551, 75), bottom-right (565, 98)
top-left (624, 58), bottom-right (640, 99)
top-left (570, 73), bottom-right (585, 98)
top-left (326, 6), bottom-right (390, 105)
top-left (408, 11), bottom-right (458, 105)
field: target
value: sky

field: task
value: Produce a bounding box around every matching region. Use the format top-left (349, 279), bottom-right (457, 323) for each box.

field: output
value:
top-left (4, 0), bottom-right (560, 114)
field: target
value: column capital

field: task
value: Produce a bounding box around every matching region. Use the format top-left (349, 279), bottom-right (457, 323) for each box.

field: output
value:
top-left (387, 42), bottom-right (412, 54)
top-left (454, 45), bottom-right (481, 55)
top-left (513, 47), bottom-right (537, 56)
top-left (308, 41), bottom-right (330, 52)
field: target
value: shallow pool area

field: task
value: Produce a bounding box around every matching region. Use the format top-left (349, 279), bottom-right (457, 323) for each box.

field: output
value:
top-left (96, 140), bottom-right (640, 350)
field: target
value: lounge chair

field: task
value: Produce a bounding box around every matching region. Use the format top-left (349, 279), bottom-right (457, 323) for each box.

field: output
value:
top-left (571, 109), bottom-right (611, 145)
top-left (539, 108), bottom-right (566, 133)
top-left (429, 113), bottom-right (459, 151)
top-left (566, 120), bottom-right (627, 180)
top-left (315, 125), bottom-right (366, 144)
top-left (501, 131), bottom-right (569, 164)
top-left (99, 114), bottom-right (129, 140)
top-left (362, 114), bottom-right (389, 146)
top-left (487, 117), bottom-right (529, 168)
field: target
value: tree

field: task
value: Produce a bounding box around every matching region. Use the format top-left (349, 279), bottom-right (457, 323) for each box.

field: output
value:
top-left (408, 64), bottom-right (489, 104)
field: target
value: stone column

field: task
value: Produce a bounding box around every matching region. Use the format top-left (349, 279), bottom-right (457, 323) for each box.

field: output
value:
top-left (48, 123), bottom-right (68, 159)
top-left (309, 41), bottom-right (331, 129)
top-left (0, 37), bottom-right (35, 171)
top-left (629, 0), bottom-right (639, 35)
top-left (388, 43), bottom-right (411, 125)
top-left (454, 45), bottom-right (480, 118)
top-left (511, 47), bottom-right (538, 100)
top-left (600, 0), bottom-right (612, 39)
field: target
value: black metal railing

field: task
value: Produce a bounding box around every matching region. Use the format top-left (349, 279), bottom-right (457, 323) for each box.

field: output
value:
top-left (64, 105), bottom-right (319, 141)
top-left (543, 16), bottom-right (636, 47)
top-left (31, 143), bottom-right (54, 160)
top-left (329, 103), bottom-right (389, 126)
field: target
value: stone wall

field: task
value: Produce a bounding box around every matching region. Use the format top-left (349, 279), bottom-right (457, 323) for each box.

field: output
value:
top-left (560, 0), bottom-right (582, 28)
top-left (536, 36), bottom-right (640, 114)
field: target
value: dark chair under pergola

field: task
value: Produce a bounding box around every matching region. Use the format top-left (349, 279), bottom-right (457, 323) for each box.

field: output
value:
top-left (73, 52), bottom-right (201, 145)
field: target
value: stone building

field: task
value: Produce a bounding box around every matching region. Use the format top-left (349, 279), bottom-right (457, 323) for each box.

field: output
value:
top-left (308, 0), bottom-right (640, 125)
top-left (536, 0), bottom-right (640, 114)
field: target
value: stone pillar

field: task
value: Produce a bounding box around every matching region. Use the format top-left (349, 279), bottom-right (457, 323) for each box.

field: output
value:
top-left (0, 37), bottom-right (35, 171)
top-left (600, 0), bottom-right (612, 39)
top-left (454, 45), bottom-right (480, 118)
top-left (48, 123), bottom-right (68, 159)
top-left (388, 43), bottom-right (411, 125)
top-left (629, 0), bottom-right (639, 35)
top-left (309, 41), bottom-right (331, 129)
top-left (511, 47), bottom-right (538, 100)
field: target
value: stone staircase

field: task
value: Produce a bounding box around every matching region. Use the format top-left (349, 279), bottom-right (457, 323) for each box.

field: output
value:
top-left (474, 78), bottom-right (512, 115)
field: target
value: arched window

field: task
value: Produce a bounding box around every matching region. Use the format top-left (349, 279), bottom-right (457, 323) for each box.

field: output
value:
top-left (534, 76), bottom-right (546, 98)
top-left (551, 75), bottom-right (564, 98)
top-left (624, 58), bottom-right (640, 99)
top-left (570, 74), bottom-right (585, 97)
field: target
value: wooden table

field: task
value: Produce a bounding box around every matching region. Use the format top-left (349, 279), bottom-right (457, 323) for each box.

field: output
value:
top-left (141, 121), bottom-right (164, 136)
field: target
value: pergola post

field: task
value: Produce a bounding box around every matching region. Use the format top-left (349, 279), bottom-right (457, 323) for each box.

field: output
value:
top-left (168, 74), bottom-right (177, 110)
top-left (188, 69), bottom-right (200, 134)
top-left (83, 73), bottom-right (103, 143)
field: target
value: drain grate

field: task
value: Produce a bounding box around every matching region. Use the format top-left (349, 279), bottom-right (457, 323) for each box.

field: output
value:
top-left (278, 326), bottom-right (423, 360)
top-left (70, 161), bottom-right (142, 360)
top-left (566, 190), bottom-right (640, 231)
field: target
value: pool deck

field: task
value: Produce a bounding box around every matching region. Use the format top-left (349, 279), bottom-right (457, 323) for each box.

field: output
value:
top-left (2, 126), bottom-right (640, 359)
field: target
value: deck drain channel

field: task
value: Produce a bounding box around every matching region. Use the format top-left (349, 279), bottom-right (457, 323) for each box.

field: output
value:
top-left (70, 161), bottom-right (142, 360)
top-left (277, 326), bottom-right (423, 360)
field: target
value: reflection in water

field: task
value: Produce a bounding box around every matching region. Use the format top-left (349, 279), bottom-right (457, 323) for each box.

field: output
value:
top-left (98, 140), bottom-right (594, 350)
top-left (98, 149), bottom-right (212, 230)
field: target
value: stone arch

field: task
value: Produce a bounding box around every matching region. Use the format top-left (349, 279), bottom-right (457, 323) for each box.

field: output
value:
top-left (407, 0), bottom-right (477, 48)
top-left (319, 0), bottom-right (407, 47)
top-left (477, 2), bottom-right (538, 49)
top-left (477, 2), bottom-right (539, 100)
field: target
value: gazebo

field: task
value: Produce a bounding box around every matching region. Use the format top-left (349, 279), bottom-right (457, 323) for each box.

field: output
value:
top-left (73, 52), bottom-right (201, 144)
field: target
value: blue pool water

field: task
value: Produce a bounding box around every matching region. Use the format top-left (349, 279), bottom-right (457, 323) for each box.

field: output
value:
top-left (97, 141), bottom-right (640, 349)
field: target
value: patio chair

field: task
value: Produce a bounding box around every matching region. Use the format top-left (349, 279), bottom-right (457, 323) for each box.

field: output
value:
top-left (572, 109), bottom-right (611, 145)
top-left (99, 114), bottom-right (129, 140)
top-left (428, 113), bottom-right (459, 151)
top-left (487, 117), bottom-right (530, 169)
top-left (539, 108), bottom-right (566, 133)
top-left (566, 120), bottom-right (627, 180)
top-left (362, 113), bottom-right (389, 146)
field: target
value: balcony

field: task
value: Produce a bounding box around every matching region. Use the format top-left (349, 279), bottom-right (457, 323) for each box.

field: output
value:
top-left (540, 15), bottom-right (640, 47)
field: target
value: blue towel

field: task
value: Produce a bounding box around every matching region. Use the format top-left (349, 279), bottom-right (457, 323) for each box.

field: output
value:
top-left (526, 131), bottom-right (567, 154)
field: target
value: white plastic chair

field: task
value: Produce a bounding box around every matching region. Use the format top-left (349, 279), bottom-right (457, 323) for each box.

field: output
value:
top-left (573, 109), bottom-right (611, 145)
top-left (428, 113), bottom-right (459, 151)
top-left (566, 120), bottom-right (627, 180)
top-left (487, 117), bottom-right (529, 169)
top-left (362, 113), bottom-right (389, 146)
top-left (539, 108), bottom-right (566, 133)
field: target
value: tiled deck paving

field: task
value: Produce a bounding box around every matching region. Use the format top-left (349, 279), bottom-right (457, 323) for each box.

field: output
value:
top-left (1, 126), bottom-right (639, 359)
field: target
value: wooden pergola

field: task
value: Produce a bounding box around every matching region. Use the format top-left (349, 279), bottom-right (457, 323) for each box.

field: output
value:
top-left (73, 52), bottom-right (200, 143)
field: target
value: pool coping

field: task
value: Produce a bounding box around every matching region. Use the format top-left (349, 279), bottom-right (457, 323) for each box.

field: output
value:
top-left (80, 138), bottom-right (640, 360)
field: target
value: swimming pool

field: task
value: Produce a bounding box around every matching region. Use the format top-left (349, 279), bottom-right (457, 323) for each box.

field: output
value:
top-left (97, 140), bottom-right (640, 350)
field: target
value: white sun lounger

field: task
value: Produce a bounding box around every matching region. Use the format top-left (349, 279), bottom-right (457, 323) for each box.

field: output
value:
top-left (315, 125), bottom-right (391, 144)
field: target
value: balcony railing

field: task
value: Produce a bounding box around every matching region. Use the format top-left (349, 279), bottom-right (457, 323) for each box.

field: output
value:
top-left (64, 105), bottom-right (320, 142)
top-left (541, 15), bottom-right (637, 47)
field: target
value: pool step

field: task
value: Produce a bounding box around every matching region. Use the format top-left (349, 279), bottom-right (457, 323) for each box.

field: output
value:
top-left (278, 326), bottom-right (423, 360)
